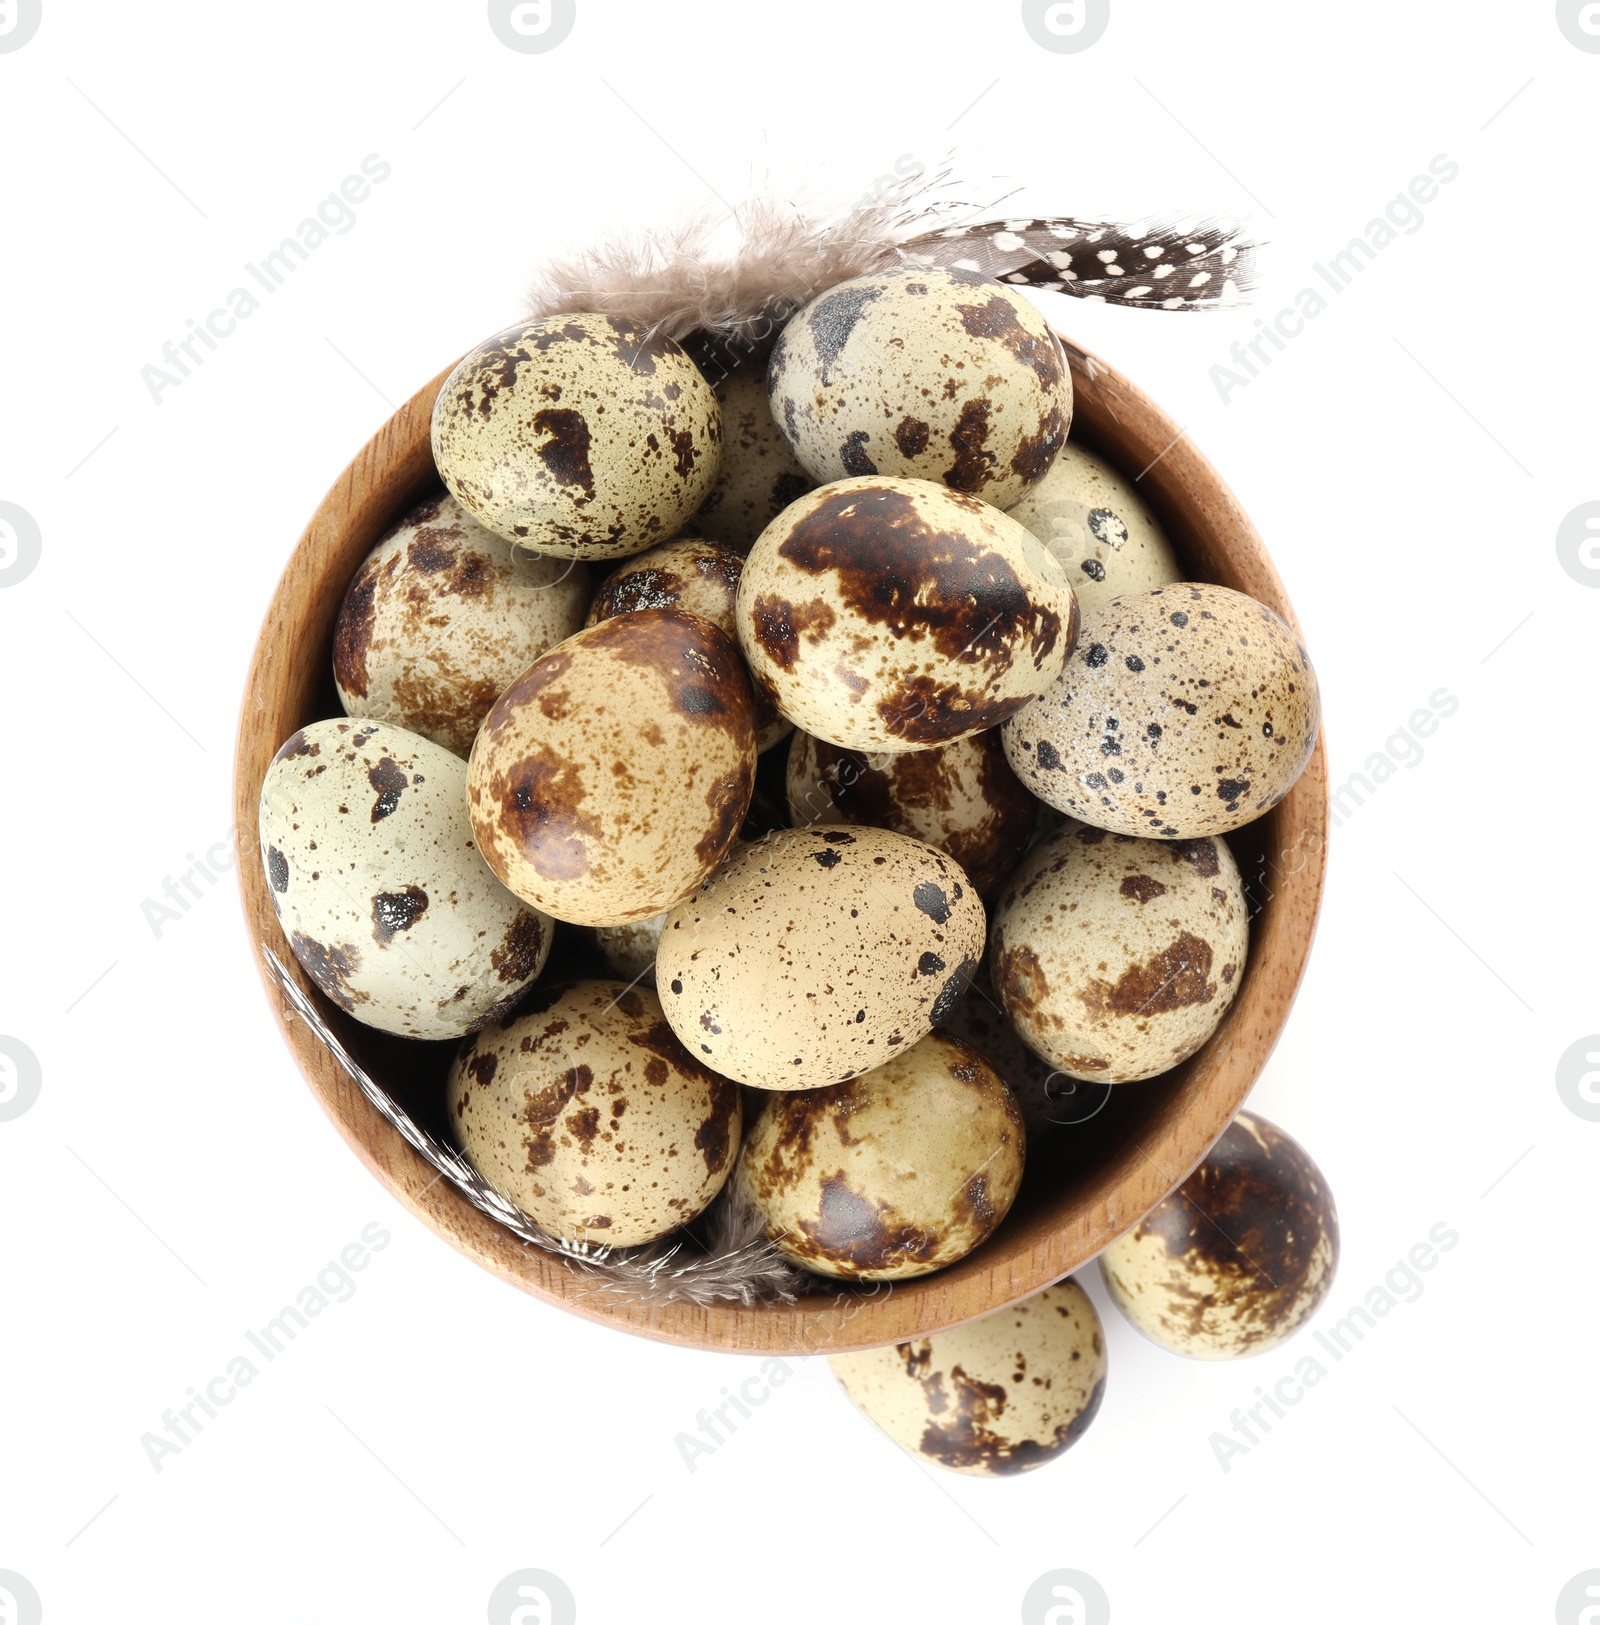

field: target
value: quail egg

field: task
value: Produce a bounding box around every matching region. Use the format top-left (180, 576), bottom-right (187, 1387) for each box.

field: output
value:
top-left (450, 980), bottom-right (741, 1246)
top-left (467, 608), bottom-right (756, 927)
top-left (333, 490), bottom-right (590, 757)
top-left (732, 1031), bottom-right (1024, 1280)
top-left (829, 1278), bottom-right (1106, 1474)
top-left (939, 968), bottom-right (1107, 1137)
top-left (693, 363), bottom-right (815, 551)
top-left (588, 537), bottom-right (790, 753)
top-left (431, 313), bottom-right (721, 560)
top-left (1099, 1111), bottom-right (1339, 1358)
top-left (656, 825), bottom-right (985, 1090)
top-left (259, 719), bottom-right (551, 1038)
top-left (1005, 441), bottom-right (1182, 617)
top-left (768, 266), bottom-right (1071, 508)
top-left (737, 476), bottom-right (1078, 753)
top-left (990, 821), bottom-right (1247, 1082)
top-left (786, 727), bottom-right (1036, 899)
top-left (591, 910), bottom-right (665, 989)
top-left (1003, 583), bottom-right (1320, 837)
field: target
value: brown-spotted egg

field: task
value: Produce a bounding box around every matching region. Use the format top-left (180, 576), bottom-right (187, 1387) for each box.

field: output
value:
top-left (467, 608), bottom-right (756, 927)
top-left (591, 911), bottom-right (665, 989)
top-left (431, 314), bottom-right (721, 560)
top-left (732, 1031), bottom-right (1024, 1280)
top-left (1003, 583), bottom-right (1320, 837)
top-left (939, 968), bottom-right (1107, 1137)
top-left (333, 490), bottom-right (590, 757)
top-left (259, 719), bottom-right (551, 1039)
top-left (1099, 1111), bottom-right (1339, 1358)
top-left (656, 825), bottom-right (985, 1090)
top-left (693, 363), bottom-right (815, 551)
top-left (449, 980), bottom-right (741, 1246)
top-left (736, 476), bottom-right (1078, 754)
top-left (1005, 440), bottom-right (1182, 617)
top-left (829, 1278), bottom-right (1106, 1474)
top-left (768, 266), bottom-right (1071, 508)
top-left (990, 821), bottom-right (1248, 1082)
top-left (588, 537), bottom-right (790, 753)
top-left (785, 727), bottom-right (1036, 899)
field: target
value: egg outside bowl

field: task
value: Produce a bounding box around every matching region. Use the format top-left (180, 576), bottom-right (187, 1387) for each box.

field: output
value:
top-left (232, 335), bottom-right (1329, 1355)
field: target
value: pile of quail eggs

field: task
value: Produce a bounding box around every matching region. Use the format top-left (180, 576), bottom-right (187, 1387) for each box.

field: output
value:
top-left (259, 262), bottom-right (1335, 1476)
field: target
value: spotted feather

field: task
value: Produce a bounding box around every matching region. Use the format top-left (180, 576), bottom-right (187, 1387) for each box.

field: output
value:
top-left (897, 216), bottom-right (1255, 310)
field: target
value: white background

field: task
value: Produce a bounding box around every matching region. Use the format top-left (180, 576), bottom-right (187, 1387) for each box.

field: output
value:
top-left (2, 2), bottom-right (1596, 1621)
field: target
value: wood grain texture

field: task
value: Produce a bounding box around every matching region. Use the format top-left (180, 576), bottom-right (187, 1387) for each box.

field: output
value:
top-left (232, 339), bottom-right (1329, 1354)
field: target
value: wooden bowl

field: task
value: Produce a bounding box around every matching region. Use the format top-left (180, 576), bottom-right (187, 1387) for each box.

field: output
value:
top-left (233, 337), bottom-right (1328, 1354)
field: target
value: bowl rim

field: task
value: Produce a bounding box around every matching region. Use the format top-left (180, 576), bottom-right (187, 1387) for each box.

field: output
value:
top-left (232, 334), bottom-right (1329, 1355)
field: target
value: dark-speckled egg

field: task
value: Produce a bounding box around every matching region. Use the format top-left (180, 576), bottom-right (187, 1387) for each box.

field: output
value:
top-left (1005, 441), bottom-right (1182, 618)
top-left (1003, 582), bottom-right (1320, 838)
top-left (449, 980), bottom-right (741, 1246)
top-left (431, 314), bottom-right (722, 560)
top-left (587, 537), bottom-right (790, 753)
top-left (768, 266), bottom-right (1071, 509)
top-left (467, 608), bottom-right (756, 927)
top-left (693, 364), bottom-right (816, 551)
top-left (785, 727), bottom-right (1036, 899)
top-left (989, 821), bottom-right (1248, 1082)
top-left (1099, 1111), bottom-right (1339, 1358)
top-left (829, 1278), bottom-right (1106, 1474)
top-left (732, 1030), bottom-right (1024, 1280)
top-left (258, 718), bottom-right (551, 1039)
top-left (656, 825), bottom-right (986, 1090)
top-left (333, 490), bottom-right (590, 758)
top-left (938, 967), bottom-right (1106, 1138)
top-left (736, 476), bottom-right (1078, 754)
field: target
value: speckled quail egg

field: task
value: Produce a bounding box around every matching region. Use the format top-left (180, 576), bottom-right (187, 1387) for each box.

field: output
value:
top-left (587, 537), bottom-right (790, 753)
top-left (990, 821), bottom-right (1248, 1082)
top-left (1003, 583), bottom-right (1320, 838)
top-left (1099, 1111), bottom-right (1339, 1358)
top-left (449, 980), bottom-right (741, 1246)
top-left (829, 1278), bottom-right (1106, 1474)
top-left (657, 825), bottom-right (985, 1090)
top-left (1005, 441), bottom-right (1182, 618)
top-left (737, 476), bottom-right (1078, 754)
top-left (939, 969), bottom-right (1109, 1138)
top-left (467, 608), bottom-right (756, 927)
top-left (786, 727), bottom-right (1036, 899)
top-left (693, 364), bottom-right (815, 551)
top-left (768, 266), bottom-right (1071, 508)
top-left (259, 719), bottom-right (551, 1038)
top-left (431, 314), bottom-right (722, 560)
top-left (732, 1031), bottom-right (1024, 1280)
top-left (332, 490), bottom-right (590, 757)
top-left (591, 910), bottom-right (665, 989)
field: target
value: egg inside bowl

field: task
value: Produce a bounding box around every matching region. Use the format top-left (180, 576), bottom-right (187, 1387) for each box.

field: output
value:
top-left (232, 334), bottom-right (1328, 1354)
